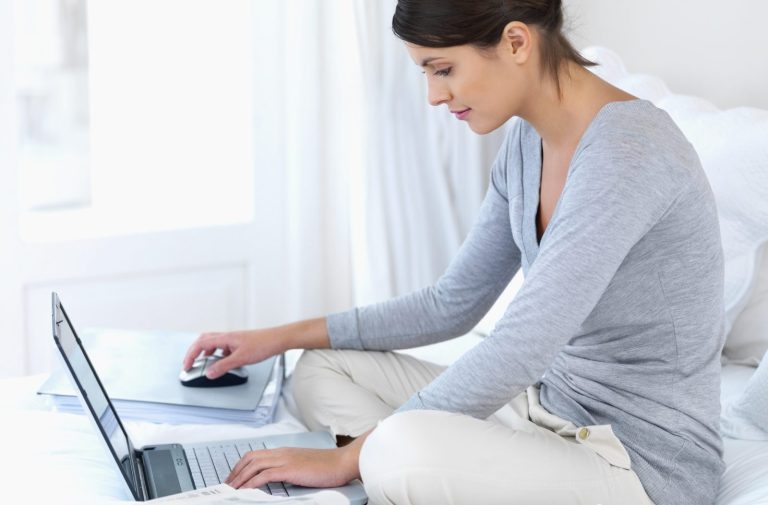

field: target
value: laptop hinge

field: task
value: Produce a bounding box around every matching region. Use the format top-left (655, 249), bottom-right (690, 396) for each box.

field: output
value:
top-left (134, 449), bottom-right (149, 501)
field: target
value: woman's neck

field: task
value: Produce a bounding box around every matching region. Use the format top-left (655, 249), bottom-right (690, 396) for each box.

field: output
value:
top-left (518, 62), bottom-right (637, 153)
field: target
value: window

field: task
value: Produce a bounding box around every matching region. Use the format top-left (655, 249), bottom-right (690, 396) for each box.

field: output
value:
top-left (14, 0), bottom-right (91, 212)
top-left (13, 0), bottom-right (256, 241)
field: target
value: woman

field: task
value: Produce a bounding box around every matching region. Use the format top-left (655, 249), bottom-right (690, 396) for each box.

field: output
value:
top-left (182, 1), bottom-right (725, 504)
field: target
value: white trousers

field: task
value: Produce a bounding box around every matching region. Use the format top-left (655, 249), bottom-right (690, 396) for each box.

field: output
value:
top-left (291, 349), bottom-right (655, 505)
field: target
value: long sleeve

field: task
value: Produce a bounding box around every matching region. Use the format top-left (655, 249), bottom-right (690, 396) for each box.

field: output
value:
top-left (327, 132), bottom-right (522, 351)
top-left (395, 130), bottom-right (683, 417)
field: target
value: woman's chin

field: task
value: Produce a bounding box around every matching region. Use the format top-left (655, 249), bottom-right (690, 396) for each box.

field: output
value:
top-left (467, 119), bottom-right (504, 135)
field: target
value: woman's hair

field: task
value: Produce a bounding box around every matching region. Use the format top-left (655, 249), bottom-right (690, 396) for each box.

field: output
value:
top-left (392, 0), bottom-right (595, 95)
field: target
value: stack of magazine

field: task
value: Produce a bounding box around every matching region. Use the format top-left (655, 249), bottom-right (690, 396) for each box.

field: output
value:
top-left (38, 329), bottom-right (284, 426)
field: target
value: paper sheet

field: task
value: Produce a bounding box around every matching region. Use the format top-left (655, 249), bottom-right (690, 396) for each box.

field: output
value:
top-left (148, 484), bottom-right (349, 504)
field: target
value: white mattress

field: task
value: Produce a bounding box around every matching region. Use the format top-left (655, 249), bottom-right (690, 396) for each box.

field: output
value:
top-left (0, 364), bottom-right (766, 504)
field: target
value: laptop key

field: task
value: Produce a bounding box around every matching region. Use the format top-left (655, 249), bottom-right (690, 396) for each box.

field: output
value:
top-left (212, 459), bottom-right (230, 482)
top-left (201, 469), bottom-right (219, 487)
top-left (194, 447), bottom-right (222, 486)
top-left (184, 450), bottom-right (205, 488)
top-left (223, 445), bottom-right (240, 469)
top-left (236, 443), bottom-right (252, 457)
top-left (197, 458), bottom-right (215, 474)
top-left (191, 471), bottom-right (205, 489)
top-left (267, 482), bottom-right (289, 496)
top-left (185, 450), bottom-right (201, 469)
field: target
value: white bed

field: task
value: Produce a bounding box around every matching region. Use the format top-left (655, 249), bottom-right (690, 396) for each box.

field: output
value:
top-left (0, 348), bottom-right (766, 505)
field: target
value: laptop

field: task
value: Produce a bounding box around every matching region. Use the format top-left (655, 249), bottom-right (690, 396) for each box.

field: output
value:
top-left (51, 292), bottom-right (368, 503)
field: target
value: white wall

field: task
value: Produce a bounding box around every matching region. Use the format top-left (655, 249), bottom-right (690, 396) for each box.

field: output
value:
top-left (565, 0), bottom-right (768, 110)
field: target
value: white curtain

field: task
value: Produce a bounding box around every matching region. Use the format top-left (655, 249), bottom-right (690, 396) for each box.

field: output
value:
top-left (273, 1), bottom-right (508, 315)
top-left (351, 0), bottom-right (508, 304)
top-left (269, 1), bottom-right (361, 320)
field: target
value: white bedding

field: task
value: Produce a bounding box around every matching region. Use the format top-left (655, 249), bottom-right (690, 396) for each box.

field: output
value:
top-left (1, 361), bottom-right (766, 504)
top-left (718, 366), bottom-right (768, 505)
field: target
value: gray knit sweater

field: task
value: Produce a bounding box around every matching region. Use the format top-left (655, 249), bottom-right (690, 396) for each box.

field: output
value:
top-left (327, 99), bottom-right (726, 505)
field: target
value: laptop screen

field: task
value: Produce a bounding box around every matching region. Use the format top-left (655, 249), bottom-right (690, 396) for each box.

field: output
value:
top-left (52, 294), bottom-right (140, 499)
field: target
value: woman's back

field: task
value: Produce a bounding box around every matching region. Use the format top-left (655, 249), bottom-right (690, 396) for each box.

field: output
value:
top-left (513, 99), bottom-right (727, 504)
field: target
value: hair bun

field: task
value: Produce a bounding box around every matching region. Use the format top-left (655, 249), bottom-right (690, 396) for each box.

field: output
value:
top-left (544, 0), bottom-right (564, 31)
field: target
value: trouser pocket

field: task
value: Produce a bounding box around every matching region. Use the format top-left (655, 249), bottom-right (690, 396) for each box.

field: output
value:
top-left (525, 385), bottom-right (632, 470)
top-left (573, 424), bottom-right (632, 469)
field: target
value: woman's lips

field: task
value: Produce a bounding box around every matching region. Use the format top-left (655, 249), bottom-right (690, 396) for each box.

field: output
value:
top-left (452, 108), bottom-right (471, 120)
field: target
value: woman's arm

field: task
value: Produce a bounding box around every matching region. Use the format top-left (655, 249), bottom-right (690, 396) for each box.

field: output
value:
top-left (328, 129), bottom-right (523, 352)
top-left (395, 139), bottom-right (683, 418)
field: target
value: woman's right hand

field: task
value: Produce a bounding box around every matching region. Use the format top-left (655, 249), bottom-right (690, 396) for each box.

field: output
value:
top-left (181, 328), bottom-right (285, 379)
top-left (182, 317), bottom-right (330, 379)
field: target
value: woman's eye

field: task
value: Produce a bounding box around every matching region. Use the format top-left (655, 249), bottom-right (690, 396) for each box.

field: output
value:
top-left (434, 68), bottom-right (452, 77)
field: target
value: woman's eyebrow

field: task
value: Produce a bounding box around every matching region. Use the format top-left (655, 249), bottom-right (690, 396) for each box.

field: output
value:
top-left (420, 56), bottom-right (443, 67)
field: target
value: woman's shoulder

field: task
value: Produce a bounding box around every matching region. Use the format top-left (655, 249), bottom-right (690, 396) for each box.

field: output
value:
top-left (576, 99), bottom-right (701, 187)
top-left (583, 99), bottom-right (696, 163)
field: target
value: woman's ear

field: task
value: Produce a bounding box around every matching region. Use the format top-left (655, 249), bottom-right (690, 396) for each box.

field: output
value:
top-left (499, 21), bottom-right (533, 63)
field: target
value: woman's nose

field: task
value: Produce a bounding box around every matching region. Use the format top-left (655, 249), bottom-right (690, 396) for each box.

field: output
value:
top-left (427, 81), bottom-right (451, 107)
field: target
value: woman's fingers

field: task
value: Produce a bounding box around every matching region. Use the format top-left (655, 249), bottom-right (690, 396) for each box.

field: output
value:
top-left (242, 468), bottom-right (284, 490)
top-left (204, 353), bottom-right (244, 379)
top-left (181, 332), bottom-right (225, 370)
top-left (227, 450), bottom-right (281, 488)
top-left (226, 449), bottom-right (268, 484)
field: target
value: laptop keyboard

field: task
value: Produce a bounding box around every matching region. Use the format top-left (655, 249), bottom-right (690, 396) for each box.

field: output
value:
top-left (184, 442), bottom-right (289, 496)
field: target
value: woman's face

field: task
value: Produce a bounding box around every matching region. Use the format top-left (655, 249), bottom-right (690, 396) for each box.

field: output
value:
top-left (406, 40), bottom-right (532, 135)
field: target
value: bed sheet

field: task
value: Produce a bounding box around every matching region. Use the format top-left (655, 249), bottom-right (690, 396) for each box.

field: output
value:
top-left (718, 365), bottom-right (768, 505)
top-left (1, 363), bottom-right (766, 504)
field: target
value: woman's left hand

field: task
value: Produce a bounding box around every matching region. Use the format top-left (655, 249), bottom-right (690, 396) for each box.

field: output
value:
top-left (225, 445), bottom-right (359, 490)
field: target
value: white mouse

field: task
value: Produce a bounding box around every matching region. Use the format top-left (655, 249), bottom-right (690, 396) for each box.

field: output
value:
top-left (179, 353), bottom-right (248, 388)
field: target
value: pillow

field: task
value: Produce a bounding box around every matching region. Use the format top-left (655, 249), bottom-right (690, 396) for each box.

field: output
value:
top-left (581, 46), bottom-right (768, 354)
top-left (726, 245), bottom-right (768, 365)
top-left (661, 103), bottom-right (768, 341)
top-left (721, 354), bottom-right (768, 440)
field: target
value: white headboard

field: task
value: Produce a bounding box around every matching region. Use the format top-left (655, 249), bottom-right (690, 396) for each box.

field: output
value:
top-left (564, 0), bottom-right (768, 110)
